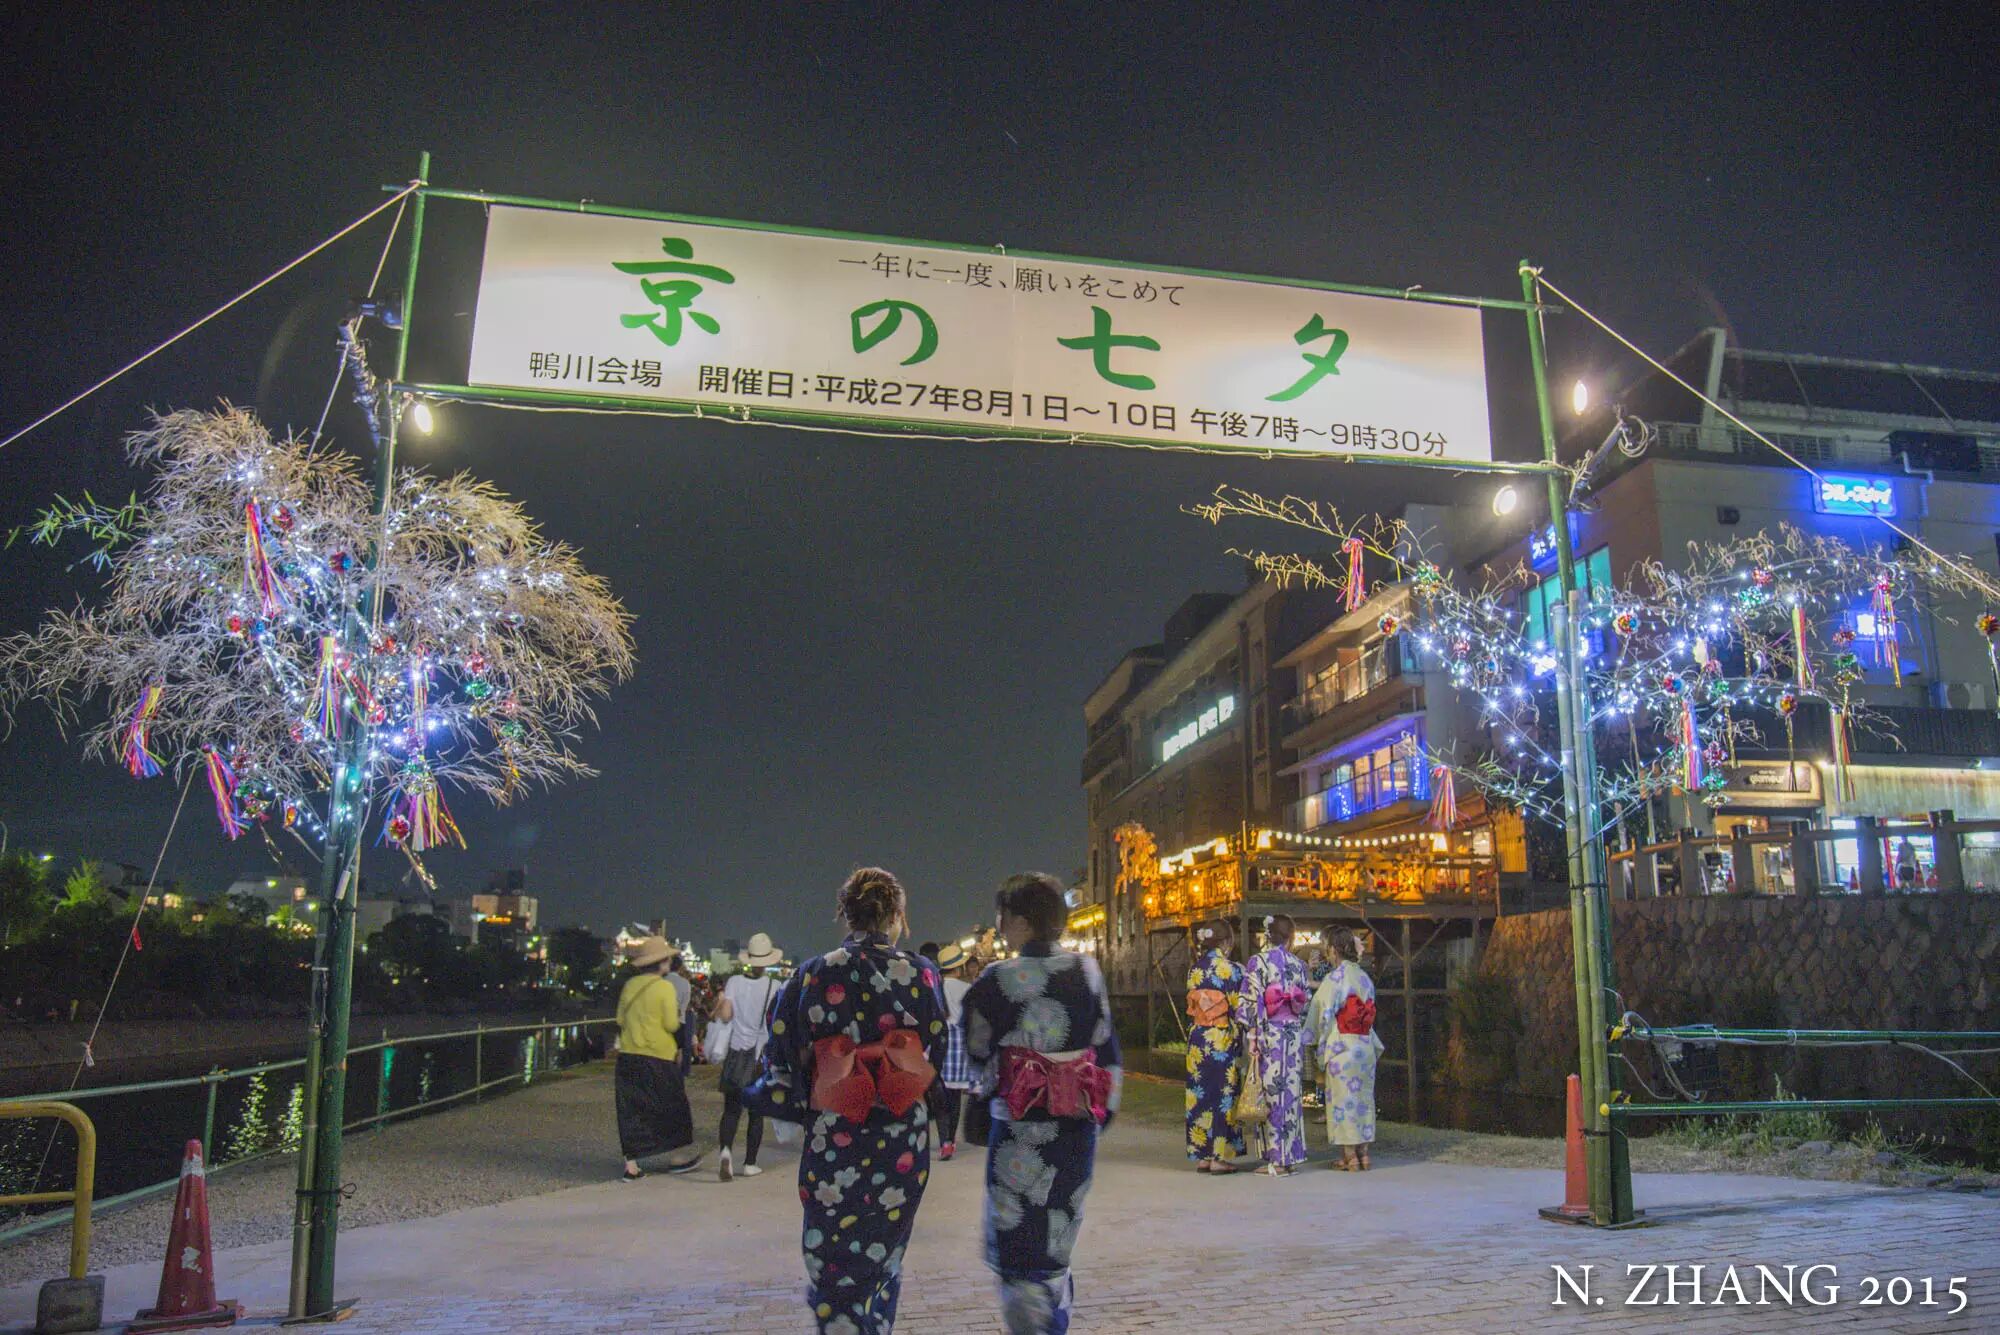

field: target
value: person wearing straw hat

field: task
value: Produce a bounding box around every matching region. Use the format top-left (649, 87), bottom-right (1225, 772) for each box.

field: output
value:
top-left (614, 936), bottom-right (701, 1181)
top-left (933, 940), bottom-right (974, 1160)
top-left (713, 930), bottom-right (784, 1181)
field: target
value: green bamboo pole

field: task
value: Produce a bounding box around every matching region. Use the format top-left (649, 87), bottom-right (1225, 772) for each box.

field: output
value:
top-left (297, 150), bottom-right (430, 1322)
top-left (1611, 1098), bottom-right (1996, 1117)
top-left (1627, 1027), bottom-right (2000, 1044)
top-left (1520, 261), bottom-right (1631, 1225)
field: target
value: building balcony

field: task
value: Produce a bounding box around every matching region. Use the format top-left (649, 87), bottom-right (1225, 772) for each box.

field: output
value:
top-left (1281, 641), bottom-right (1414, 738)
top-left (1080, 726), bottom-right (1127, 783)
top-left (1731, 701), bottom-right (2000, 761)
top-left (1286, 756), bottom-right (1429, 832)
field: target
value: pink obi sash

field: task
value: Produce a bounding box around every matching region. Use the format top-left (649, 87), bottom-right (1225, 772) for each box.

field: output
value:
top-left (1264, 983), bottom-right (1310, 1024)
top-left (997, 1047), bottom-right (1113, 1123)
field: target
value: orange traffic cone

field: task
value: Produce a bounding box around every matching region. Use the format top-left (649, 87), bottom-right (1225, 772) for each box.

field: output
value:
top-left (1538, 1074), bottom-right (1593, 1223)
top-left (129, 1141), bottom-right (241, 1332)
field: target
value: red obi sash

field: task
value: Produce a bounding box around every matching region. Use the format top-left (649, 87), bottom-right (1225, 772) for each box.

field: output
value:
top-left (997, 1047), bottom-right (1113, 1123)
top-left (1264, 983), bottom-right (1310, 1023)
top-left (810, 1029), bottom-right (935, 1123)
top-left (1336, 995), bottom-right (1377, 1036)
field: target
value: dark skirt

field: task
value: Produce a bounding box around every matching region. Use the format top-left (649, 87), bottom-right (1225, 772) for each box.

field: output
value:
top-left (615, 1051), bottom-right (694, 1160)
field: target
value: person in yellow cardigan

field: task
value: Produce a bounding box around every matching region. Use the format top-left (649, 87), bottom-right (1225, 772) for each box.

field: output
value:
top-left (615, 937), bottom-right (702, 1180)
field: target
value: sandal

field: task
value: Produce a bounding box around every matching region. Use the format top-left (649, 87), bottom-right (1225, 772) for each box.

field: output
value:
top-left (1209, 1160), bottom-right (1241, 1175)
top-left (620, 1167), bottom-right (647, 1182)
top-left (1358, 1150), bottom-right (1372, 1172)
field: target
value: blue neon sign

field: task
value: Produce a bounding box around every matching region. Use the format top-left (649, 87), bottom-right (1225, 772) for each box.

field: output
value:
top-left (1814, 474), bottom-right (1896, 517)
top-left (1528, 513), bottom-right (1581, 571)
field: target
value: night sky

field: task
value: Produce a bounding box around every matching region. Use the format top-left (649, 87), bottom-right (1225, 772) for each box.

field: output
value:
top-left (1, 5), bottom-right (1993, 951)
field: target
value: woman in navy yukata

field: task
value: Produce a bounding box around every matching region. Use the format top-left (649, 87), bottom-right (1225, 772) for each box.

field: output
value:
top-left (1183, 919), bottom-right (1245, 1172)
top-left (747, 867), bottom-right (949, 1335)
top-left (963, 873), bottom-right (1122, 1335)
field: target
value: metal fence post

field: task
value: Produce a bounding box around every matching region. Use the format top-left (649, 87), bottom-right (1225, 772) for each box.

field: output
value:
top-left (473, 1023), bottom-right (483, 1102)
top-left (201, 1069), bottom-right (221, 1162)
top-left (376, 1031), bottom-right (394, 1127)
top-left (1929, 809), bottom-right (1965, 891)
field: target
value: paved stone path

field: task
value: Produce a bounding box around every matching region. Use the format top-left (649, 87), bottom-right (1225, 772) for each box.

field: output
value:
top-left (5, 1068), bottom-right (1995, 1332)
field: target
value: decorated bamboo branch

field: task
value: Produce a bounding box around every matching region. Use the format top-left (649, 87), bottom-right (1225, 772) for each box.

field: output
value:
top-left (1192, 484), bottom-right (1992, 826)
top-left (1, 407), bottom-right (634, 877)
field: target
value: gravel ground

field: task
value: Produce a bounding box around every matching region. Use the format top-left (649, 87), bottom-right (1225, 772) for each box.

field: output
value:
top-left (0, 1061), bottom-right (716, 1290)
top-left (9, 1064), bottom-right (1989, 1292)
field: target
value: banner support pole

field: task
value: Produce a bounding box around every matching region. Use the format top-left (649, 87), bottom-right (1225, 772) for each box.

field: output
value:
top-left (292, 150), bottom-right (430, 1323)
top-left (1519, 260), bottom-right (1632, 1226)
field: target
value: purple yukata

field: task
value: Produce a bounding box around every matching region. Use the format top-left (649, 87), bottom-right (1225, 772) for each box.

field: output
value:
top-left (1238, 944), bottom-right (1309, 1169)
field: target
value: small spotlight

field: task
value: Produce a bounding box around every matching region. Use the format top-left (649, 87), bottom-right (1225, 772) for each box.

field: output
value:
top-left (408, 400), bottom-right (435, 435)
top-left (1571, 379), bottom-right (1590, 416)
top-left (1492, 484), bottom-right (1520, 517)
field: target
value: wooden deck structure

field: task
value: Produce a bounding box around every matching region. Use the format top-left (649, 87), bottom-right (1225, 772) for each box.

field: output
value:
top-left (1135, 838), bottom-right (1499, 1120)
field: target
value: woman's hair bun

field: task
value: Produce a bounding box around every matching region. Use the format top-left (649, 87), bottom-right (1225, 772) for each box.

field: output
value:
top-left (839, 866), bottom-right (905, 931)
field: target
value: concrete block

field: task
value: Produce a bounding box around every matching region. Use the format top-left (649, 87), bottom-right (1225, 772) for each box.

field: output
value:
top-left (36, 1275), bottom-right (103, 1335)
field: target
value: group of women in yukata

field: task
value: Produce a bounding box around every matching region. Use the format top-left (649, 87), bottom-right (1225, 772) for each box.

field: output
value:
top-left (1184, 913), bottom-right (1383, 1175)
top-left (744, 867), bottom-right (1120, 1335)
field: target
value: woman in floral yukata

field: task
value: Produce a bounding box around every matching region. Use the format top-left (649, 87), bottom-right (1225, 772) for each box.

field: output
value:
top-left (1238, 913), bottom-right (1311, 1175)
top-left (1183, 919), bottom-right (1245, 1172)
top-left (963, 873), bottom-right (1121, 1335)
top-left (1307, 929), bottom-right (1383, 1170)
top-left (747, 867), bottom-right (949, 1335)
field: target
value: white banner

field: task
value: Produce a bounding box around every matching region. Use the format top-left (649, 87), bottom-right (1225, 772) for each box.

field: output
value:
top-left (466, 206), bottom-right (1493, 462)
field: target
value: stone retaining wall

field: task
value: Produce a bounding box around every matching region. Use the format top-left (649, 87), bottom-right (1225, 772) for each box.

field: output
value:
top-left (1473, 894), bottom-right (2000, 1105)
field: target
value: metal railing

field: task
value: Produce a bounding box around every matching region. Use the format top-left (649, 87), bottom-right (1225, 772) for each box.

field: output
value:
top-left (1283, 642), bottom-right (1409, 731)
top-left (1605, 810), bottom-right (2000, 897)
top-left (0, 1017), bottom-right (613, 1246)
top-left (0, 1102), bottom-right (94, 1277)
top-left (1287, 757), bottom-right (1428, 831)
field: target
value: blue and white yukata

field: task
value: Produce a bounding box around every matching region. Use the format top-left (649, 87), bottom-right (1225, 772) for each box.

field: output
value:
top-left (749, 933), bottom-right (949, 1335)
top-left (1308, 959), bottom-right (1383, 1146)
top-left (963, 942), bottom-right (1122, 1335)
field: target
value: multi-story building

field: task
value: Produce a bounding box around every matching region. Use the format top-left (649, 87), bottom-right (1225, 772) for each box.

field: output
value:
top-left (1080, 581), bottom-right (1341, 998)
top-left (1542, 329), bottom-right (2000, 890)
top-left (1275, 503), bottom-right (1528, 893)
top-left (446, 870), bottom-right (542, 947)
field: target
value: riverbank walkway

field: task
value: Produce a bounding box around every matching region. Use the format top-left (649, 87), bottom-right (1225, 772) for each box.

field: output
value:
top-left (5, 1064), bottom-right (1996, 1331)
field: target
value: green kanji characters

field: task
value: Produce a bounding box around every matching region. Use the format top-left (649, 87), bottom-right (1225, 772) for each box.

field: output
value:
top-left (1058, 305), bottom-right (1160, 391)
top-left (1266, 314), bottom-right (1350, 402)
top-left (851, 298), bottom-right (939, 366)
top-left (614, 238), bottom-right (736, 346)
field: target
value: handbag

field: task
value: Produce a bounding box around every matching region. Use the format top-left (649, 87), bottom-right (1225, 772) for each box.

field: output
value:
top-left (703, 1018), bottom-right (734, 1063)
top-left (719, 1046), bottom-right (761, 1095)
top-left (1231, 1036), bottom-right (1270, 1126)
